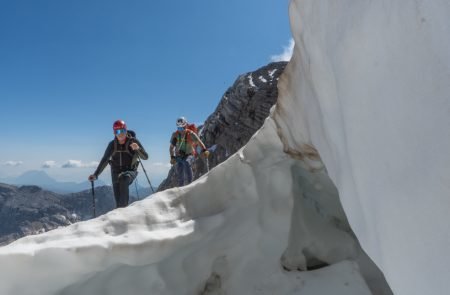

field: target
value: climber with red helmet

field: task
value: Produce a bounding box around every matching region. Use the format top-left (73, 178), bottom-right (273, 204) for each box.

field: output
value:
top-left (88, 120), bottom-right (148, 208)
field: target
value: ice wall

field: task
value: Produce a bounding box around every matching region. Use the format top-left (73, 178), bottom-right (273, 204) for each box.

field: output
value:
top-left (275, 0), bottom-right (450, 294)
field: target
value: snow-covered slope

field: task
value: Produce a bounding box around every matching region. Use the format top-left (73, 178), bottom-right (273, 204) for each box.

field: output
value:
top-left (0, 0), bottom-right (448, 294)
top-left (275, 0), bottom-right (450, 294)
top-left (0, 119), bottom-right (380, 294)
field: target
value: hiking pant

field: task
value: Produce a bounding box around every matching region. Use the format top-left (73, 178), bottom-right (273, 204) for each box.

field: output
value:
top-left (176, 156), bottom-right (193, 186)
top-left (111, 170), bottom-right (138, 208)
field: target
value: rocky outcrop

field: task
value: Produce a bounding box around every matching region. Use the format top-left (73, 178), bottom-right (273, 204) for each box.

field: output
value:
top-left (0, 183), bottom-right (133, 246)
top-left (0, 183), bottom-right (76, 245)
top-left (62, 186), bottom-right (116, 220)
top-left (158, 61), bottom-right (288, 191)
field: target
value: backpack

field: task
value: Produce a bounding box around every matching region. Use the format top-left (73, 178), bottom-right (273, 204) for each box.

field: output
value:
top-left (111, 130), bottom-right (140, 169)
top-left (186, 123), bottom-right (198, 135)
top-left (176, 124), bottom-right (200, 156)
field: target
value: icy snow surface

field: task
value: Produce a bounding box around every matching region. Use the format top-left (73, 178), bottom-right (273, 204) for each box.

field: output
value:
top-left (275, 0), bottom-right (450, 294)
top-left (0, 0), bottom-right (449, 294)
top-left (0, 119), bottom-right (375, 294)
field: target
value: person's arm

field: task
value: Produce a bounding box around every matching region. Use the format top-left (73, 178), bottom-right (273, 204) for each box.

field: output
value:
top-left (93, 141), bottom-right (114, 178)
top-left (169, 132), bottom-right (178, 157)
top-left (131, 138), bottom-right (148, 160)
top-left (169, 133), bottom-right (177, 164)
top-left (190, 131), bottom-right (206, 151)
top-left (190, 131), bottom-right (209, 158)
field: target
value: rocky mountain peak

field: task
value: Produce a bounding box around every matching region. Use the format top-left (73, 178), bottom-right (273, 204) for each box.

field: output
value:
top-left (158, 61), bottom-right (287, 191)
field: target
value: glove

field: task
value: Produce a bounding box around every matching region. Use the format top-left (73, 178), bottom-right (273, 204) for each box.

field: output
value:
top-left (202, 150), bottom-right (210, 158)
top-left (170, 156), bottom-right (176, 165)
top-left (130, 142), bottom-right (140, 151)
top-left (88, 174), bottom-right (97, 182)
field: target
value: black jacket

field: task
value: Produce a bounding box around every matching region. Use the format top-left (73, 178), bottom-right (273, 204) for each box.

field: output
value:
top-left (94, 132), bottom-right (148, 177)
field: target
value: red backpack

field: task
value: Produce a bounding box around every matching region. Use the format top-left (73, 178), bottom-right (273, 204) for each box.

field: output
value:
top-left (176, 123), bottom-right (200, 156)
top-left (186, 123), bottom-right (198, 135)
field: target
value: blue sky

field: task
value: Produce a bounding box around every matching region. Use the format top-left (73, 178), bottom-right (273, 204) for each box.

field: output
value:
top-left (0, 0), bottom-right (292, 186)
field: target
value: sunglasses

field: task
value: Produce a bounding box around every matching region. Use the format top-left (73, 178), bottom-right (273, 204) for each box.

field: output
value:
top-left (177, 127), bottom-right (185, 131)
top-left (114, 129), bottom-right (127, 135)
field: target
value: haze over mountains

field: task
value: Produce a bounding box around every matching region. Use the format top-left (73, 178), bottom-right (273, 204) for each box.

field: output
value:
top-left (0, 170), bottom-right (106, 194)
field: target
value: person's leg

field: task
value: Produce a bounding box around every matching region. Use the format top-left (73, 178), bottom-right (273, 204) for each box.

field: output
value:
top-left (117, 171), bottom-right (137, 207)
top-left (111, 171), bottom-right (121, 208)
top-left (176, 160), bottom-right (185, 186)
top-left (185, 156), bottom-right (193, 184)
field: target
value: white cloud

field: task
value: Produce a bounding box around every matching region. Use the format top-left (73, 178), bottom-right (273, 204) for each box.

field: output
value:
top-left (270, 39), bottom-right (295, 62)
top-left (62, 160), bottom-right (99, 168)
top-left (42, 161), bottom-right (57, 169)
top-left (152, 162), bottom-right (171, 168)
top-left (4, 161), bottom-right (23, 167)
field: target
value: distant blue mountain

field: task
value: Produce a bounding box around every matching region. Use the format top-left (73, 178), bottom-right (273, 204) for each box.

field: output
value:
top-left (0, 170), bottom-right (107, 194)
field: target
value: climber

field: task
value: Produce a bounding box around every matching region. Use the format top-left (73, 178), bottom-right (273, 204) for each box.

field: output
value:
top-left (169, 117), bottom-right (209, 186)
top-left (88, 120), bottom-right (148, 208)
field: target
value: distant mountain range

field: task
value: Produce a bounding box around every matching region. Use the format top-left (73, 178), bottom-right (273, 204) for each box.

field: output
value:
top-left (0, 183), bottom-right (116, 245)
top-left (0, 170), bottom-right (107, 194)
top-left (0, 181), bottom-right (155, 246)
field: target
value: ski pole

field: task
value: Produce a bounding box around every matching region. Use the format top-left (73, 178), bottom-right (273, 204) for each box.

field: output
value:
top-left (137, 154), bottom-right (155, 193)
top-left (90, 180), bottom-right (96, 218)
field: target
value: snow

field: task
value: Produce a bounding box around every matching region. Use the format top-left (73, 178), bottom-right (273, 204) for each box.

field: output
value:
top-left (0, 119), bottom-right (377, 294)
top-left (274, 0), bottom-right (450, 294)
top-left (259, 76), bottom-right (268, 83)
top-left (268, 69), bottom-right (277, 79)
top-left (0, 0), bottom-right (449, 294)
top-left (247, 73), bottom-right (256, 87)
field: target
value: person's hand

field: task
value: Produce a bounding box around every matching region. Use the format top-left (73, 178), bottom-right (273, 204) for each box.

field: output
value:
top-left (88, 174), bottom-right (97, 182)
top-left (130, 142), bottom-right (140, 151)
top-left (202, 150), bottom-right (210, 158)
top-left (170, 156), bottom-right (176, 165)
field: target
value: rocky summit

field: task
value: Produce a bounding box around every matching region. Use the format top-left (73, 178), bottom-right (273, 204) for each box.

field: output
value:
top-left (158, 61), bottom-right (288, 191)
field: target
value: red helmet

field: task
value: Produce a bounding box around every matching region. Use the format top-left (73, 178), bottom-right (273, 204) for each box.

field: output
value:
top-left (113, 120), bottom-right (127, 131)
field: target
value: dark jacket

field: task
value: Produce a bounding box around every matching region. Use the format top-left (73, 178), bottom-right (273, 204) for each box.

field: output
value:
top-left (94, 132), bottom-right (148, 177)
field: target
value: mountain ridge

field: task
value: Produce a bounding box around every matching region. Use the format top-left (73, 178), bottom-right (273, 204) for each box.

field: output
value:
top-left (0, 170), bottom-right (107, 194)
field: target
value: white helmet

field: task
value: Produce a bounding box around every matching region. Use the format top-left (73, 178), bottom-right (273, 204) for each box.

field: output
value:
top-left (176, 117), bottom-right (187, 127)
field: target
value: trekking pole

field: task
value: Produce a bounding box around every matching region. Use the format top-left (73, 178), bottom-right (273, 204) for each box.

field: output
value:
top-left (134, 178), bottom-right (140, 200)
top-left (204, 145), bottom-right (215, 173)
top-left (137, 154), bottom-right (155, 193)
top-left (204, 147), bottom-right (210, 172)
top-left (90, 180), bottom-right (96, 218)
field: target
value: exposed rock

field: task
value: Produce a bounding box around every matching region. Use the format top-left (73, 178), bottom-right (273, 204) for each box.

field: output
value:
top-left (0, 183), bottom-right (139, 246)
top-left (61, 186), bottom-right (116, 220)
top-left (0, 183), bottom-right (75, 245)
top-left (158, 61), bottom-right (287, 191)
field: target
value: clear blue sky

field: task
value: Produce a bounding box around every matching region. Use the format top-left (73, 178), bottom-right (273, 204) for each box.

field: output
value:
top-left (0, 0), bottom-right (292, 185)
